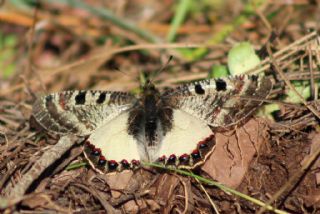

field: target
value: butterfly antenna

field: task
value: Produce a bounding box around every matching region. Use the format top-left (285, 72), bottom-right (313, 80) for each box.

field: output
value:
top-left (149, 55), bottom-right (173, 84)
top-left (114, 67), bottom-right (131, 78)
top-left (115, 66), bottom-right (143, 90)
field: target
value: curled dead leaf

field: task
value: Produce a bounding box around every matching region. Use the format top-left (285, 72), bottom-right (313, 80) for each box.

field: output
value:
top-left (202, 118), bottom-right (269, 188)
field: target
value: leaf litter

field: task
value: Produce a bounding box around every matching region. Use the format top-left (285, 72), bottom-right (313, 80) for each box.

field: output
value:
top-left (1, 1), bottom-right (320, 213)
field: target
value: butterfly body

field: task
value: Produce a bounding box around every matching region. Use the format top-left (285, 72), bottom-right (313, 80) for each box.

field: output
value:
top-left (32, 75), bottom-right (272, 173)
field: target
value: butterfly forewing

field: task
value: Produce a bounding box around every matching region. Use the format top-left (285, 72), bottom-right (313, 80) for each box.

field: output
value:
top-left (32, 90), bottom-right (138, 136)
top-left (162, 75), bottom-right (272, 130)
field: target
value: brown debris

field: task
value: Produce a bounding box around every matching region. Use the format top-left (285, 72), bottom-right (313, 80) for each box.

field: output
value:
top-left (103, 171), bottom-right (134, 198)
top-left (1, 1), bottom-right (320, 213)
top-left (153, 174), bottom-right (180, 206)
top-left (7, 136), bottom-right (80, 198)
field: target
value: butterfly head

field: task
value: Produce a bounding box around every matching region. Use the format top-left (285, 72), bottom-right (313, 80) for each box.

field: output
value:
top-left (140, 56), bottom-right (173, 96)
top-left (142, 79), bottom-right (160, 96)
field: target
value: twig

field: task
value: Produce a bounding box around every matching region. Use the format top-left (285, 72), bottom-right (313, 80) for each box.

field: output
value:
top-left (246, 31), bottom-right (318, 75)
top-left (266, 43), bottom-right (320, 120)
top-left (195, 177), bottom-right (220, 214)
top-left (8, 136), bottom-right (77, 198)
top-left (71, 183), bottom-right (120, 214)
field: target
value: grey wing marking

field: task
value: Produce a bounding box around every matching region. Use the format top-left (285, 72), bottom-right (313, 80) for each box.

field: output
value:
top-left (32, 90), bottom-right (138, 136)
top-left (162, 75), bottom-right (272, 130)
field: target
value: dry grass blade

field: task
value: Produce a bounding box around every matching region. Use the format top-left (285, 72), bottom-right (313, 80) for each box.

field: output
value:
top-left (246, 31), bottom-right (319, 75)
top-left (195, 177), bottom-right (220, 214)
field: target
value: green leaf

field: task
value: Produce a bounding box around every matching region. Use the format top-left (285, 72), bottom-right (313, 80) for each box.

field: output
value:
top-left (0, 34), bottom-right (18, 78)
top-left (227, 42), bottom-right (261, 76)
top-left (285, 82), bottom-right (311, 104)
top-left (256, 103), bottom-right (280, 120)
top-left (208, 65), bottom-right (229, 78)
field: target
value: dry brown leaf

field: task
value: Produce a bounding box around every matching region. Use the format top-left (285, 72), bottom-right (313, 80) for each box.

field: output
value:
top-left (146, 199), bottom-right (161, 211)
top-left (202, 118), bottom-right (268, 188)
top-left (21, 194), bottom-right (49, 209)
top-left (123, 199), bottom-right (150, 214)
top-left (153, 174), bottom-right (180, 206)
top-left (123, 200), bottom-right (140, 213)
top-left (21, 194), bottom-right (67, 212)
top-left (303, 189), bottom-right (320, 207)
top-left (103, 170), bottom-right (133, 198)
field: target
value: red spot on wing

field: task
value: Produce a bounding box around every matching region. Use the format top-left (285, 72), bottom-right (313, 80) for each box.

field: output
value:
top-left (212, 107), bottom-right (221, 118)
top-left (131, 159), bottom-right (140, 166)
top-left (98, 156), bottom-right (107, 166)
top-left (92, 148), bottom-right (101, 156)
top-left (234, 79), bottom-right (245, 94)
top-left (59, 94), bottom-right (67, 110)
top-left (108, 160), bottom-right (118, 170)
top-left (89, 144), bottom-right (95, 150)
top-left (191, 149), bottom-right (201, 159)
top-left (168, 154), bottom-right (176, 163)
top-left (179, 154), bottom-right (189, 163)
top-left (121, 159), bottom-right (130, 168)
top-left (206, 134), bottom-right (215, 141)
top-left (158, 155), bottom-right (166, 161)
top-left (99, 155), bottom-right (106, 161)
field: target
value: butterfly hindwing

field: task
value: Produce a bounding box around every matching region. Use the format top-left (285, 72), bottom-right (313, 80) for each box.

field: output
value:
top-left (32, 90), bottom-right (138, 136)
top-left (155, 110), bottom-right (215, 169)
top-left (84, 112), bottom-right (141, 173)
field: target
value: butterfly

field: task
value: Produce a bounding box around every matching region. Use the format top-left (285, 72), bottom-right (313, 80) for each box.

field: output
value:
top-left (32, 75), bottom-right (272, 173)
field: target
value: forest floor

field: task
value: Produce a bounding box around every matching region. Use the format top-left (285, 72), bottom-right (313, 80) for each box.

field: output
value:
top-left (0, 1), bottom-right (320, 213)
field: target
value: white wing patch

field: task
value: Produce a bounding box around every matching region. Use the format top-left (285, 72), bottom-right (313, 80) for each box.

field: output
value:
top-left (158, 110), bottom-right (212, 157)
top-left (84, 112), bottom-right (141, 173)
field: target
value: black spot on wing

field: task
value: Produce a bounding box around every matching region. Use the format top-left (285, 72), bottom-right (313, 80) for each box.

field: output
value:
top-left (45, 95), bottom-right (54, 110)
top-left (45, 94), bottom-right (53, 103)
top-left (250, 75), bottom-right (258, 82)
top-left (195, 84), bottom-right (205, 95)
top-left (75, 91), bottom-right (86, 105)
top-left (215, 79), bottom-right (227, 91)
top-left (96, 92), bottom-right (106, 104)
